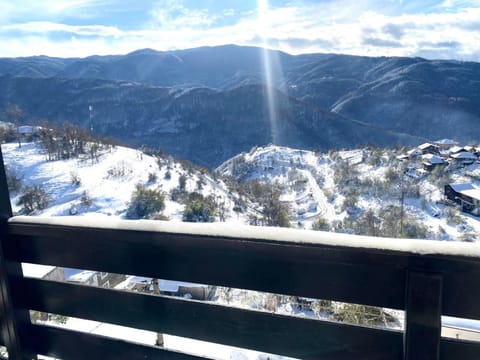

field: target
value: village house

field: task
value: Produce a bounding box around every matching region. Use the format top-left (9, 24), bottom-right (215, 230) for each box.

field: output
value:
top-left (68, 270), bottom-right (126, 288)
top-left (449, 145), bottom-right (467, 155)
top-left (445, 183), bottom-right (480, 216)
top-left (434, 138), bottom-right (457, 150)
top-left (127, 277), bottom-right (214, 300)
top-left (417, 142), bottom-right (439, 155)
top-left (450, 151), bottom-right (477, 166)
top-left (422, 154), bottom-right (445, 171)
top-left (406, 148), bottom-right (422, 160)
top-left (22, 264), bottom-right (65, 281)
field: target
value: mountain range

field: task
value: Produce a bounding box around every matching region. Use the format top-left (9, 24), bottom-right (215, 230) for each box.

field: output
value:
top-left (1, 45), bottom-right (479, 167)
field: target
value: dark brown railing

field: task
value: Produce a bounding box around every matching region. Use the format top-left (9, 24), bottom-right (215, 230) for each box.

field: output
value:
top-left (1, 148), bottom-right (480, 359)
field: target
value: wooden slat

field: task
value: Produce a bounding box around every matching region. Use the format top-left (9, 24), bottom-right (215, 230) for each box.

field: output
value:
top-left (404, 271), bottom-right (442, 360)
top-left (5, 223), bottom-right (480, 320)
top-left (13, 278), bottom-right (404, 360)
top-left (26, 323), bottom-right (210, 360)
top-left (440, 338), bottom-right (480, 360)
top-left (4, 224), bottom-right (410, 310)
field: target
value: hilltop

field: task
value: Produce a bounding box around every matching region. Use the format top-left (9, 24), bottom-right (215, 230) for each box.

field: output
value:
top-left (2, 141), bottom-right (244, 223)
top-left (1, 45), bottom-right (480, 167)
top-left (217, 144), bottom-right (480, 242)
top-left (3, 136), bottom-right (480, 242)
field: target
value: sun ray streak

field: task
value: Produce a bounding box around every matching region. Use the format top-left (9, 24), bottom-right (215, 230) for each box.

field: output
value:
top-left (258, 0), bottom-right (280, 144)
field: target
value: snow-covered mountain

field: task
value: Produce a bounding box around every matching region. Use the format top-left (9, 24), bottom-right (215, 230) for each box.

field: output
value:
top-left (3, 45), bottom-right (480, 167)
top-left (2, 141), bottom-right (244, 223)
top-left (3, 139), bottom-right (480, 242)
top-left (217, 144), bottom-right (480, 242)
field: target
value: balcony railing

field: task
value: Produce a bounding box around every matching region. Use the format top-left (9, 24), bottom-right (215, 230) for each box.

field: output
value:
top-left (1, 150), bottom-right (480, 359)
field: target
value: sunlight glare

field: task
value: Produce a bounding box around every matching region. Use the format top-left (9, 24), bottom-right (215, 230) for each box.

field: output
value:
top-left (257, 0), bottom-right (279, 144)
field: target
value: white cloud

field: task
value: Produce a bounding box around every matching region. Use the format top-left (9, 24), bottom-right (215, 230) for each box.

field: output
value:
top-left (0, 0), bottom-right (106, 21)
top-left (148, 0), bottom-right (218, 29)
top-left (1, 22), bottom-right (123, 37)
top-left (0, 0), bottom-right (479, 61)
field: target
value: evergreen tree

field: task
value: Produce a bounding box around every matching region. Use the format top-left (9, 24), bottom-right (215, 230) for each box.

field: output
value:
top-left (126, 184), bottom-right (165, 219)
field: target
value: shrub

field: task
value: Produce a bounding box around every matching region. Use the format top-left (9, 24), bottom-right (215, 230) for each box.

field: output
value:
top-left (17, 185), bottom-right (50, 214)
top-left (183, 194), bottom-right (216, 222)
top-left (5, 166), bottom-right (22, 193)
top-left (107, 162), bottom-right (131, 179)
top-left (262, 195), bottom-right (290, 227)
top-left (323, 189), bottom-right (335, 203)
top-left (334, 304), bottom-right (395, 326)
top-left (196, 178), bottom-right (204, 191)
top-left (402, 220), bottom-right (429, 239)
top-left (126, 184), bottom-right (165, 219)
top-left (70, 171), bottom-right (81, 186)
top-left (148, 172), bottom-right (158, 183)
top-left (311, 217), bottom-right (330, 231)
top-left (178, 174), bottom-right (187, 191)
top-left (170, 188), bottom-right (188, 203)
top-left (311, 299), bottom-right (334, 317)
top-left (384, 166), bottom-right (400, 183)
top-left (50, 314), bottom-right (68, 324)
top-left (80, 191), bottom-right (93, 207)
top-left (459, 232), bottom-right (477, 242)
top-left (445, 207), bottom-right (463, 226)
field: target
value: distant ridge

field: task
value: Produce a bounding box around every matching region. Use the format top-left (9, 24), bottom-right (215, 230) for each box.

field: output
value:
top-left (0, 45), bottom-right (478, 166)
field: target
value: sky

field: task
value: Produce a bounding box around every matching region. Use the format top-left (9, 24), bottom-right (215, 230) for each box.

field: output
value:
top-left (0, 0), bottom-right (479, 61)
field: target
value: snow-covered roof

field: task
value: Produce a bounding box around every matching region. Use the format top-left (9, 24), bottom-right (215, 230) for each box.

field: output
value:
top-left (449, 184), bottom-right (480, 201)
top-left (0, 121), bottom-right (12, 129)
top-left (418, 142), bottom-right (436, 150)
top-left (407, 148), bottom-right (421, 156)
top-left (129, 276), bottom-right (207, 292)
top-left (22, 263), bottom-right (56, 278)
top-left (10, 216), bottom-right (480, 258)
top-left (449, 183), bottom-right (475, 192)
top-left (68, 270), bottom-right (97, 283)
top-left (451, 151), bottom-right (477, 160)
top-left (435, 139), bottom-right (457, 146)
top-left (17, 125), bottom-right (41, 134)
top-left (460, 189), bottom-right (480, 202)
top-left (449, 146), bottom-right (466, 154)
top-left (443, 316), bottom-right (480, 332)
top-left (422, 154), bottom-right (444, 164)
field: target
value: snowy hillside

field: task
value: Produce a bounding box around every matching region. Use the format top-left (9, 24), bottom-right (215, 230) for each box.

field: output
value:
top-left (2, 141), bottom-right (243, 223)
top-left (6, 140), bottom-right (480, 359)
top-left (4, 140), bottom-right (480, 242)
top-left (217, 144), bottom-right (480, 242)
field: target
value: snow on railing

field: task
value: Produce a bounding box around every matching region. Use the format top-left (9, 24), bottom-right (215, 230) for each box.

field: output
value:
top-left (10, 215), bottom-right (480, 258)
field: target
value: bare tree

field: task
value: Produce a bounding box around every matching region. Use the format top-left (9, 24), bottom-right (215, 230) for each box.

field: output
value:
top-left (6, 103), bottom-right (23, 148)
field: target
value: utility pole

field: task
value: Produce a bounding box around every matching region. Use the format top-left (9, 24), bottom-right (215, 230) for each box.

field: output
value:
top-left (399, 173), bottom-right (407, 237)
top-left (400, 184), bottom-right (405, 236)
top-left (88, 105), bottom-right (93, 133)
top-left (151, 278), bottom-right (164, 347)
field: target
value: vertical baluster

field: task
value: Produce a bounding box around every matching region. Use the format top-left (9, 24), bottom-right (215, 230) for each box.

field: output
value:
top-left (404, 271), bottom-right (443, 360)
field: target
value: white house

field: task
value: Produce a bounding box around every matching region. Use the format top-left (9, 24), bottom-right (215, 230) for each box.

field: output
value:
top-left (450, 151), bottom-right (477, 165)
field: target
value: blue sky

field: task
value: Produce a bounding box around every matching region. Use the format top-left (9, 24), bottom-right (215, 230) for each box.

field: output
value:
top-left (0, 0), bottom-right (479, 60)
